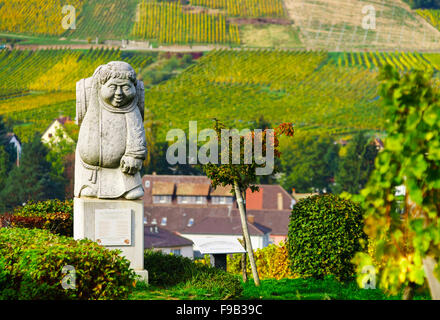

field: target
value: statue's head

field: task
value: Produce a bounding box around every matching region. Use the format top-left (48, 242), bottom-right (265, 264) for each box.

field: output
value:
top-left (96, 61), bottom-right (137, 108)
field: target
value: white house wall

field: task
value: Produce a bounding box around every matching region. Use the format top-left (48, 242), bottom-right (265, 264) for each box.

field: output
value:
top-left (157, 246), bottom-right (194, 259)
top-left (181, 233), bottom-right (265, 253)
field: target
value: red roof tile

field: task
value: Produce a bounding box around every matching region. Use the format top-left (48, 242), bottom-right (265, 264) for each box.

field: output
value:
top-left (144, 225), bottom-right (193, 248)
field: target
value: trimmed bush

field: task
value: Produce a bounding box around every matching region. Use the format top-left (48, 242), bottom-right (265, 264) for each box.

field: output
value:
top-left (287, 194), bottom-right (367, 281)
top-left (143, 250), bottom-right (242, 299)
top-left (227, 242), bottom-right (296, 280)
top-left (0, 199), bottom-right (73, 236)
top-left (0, 227), bottom-right (137, 300)
top-left (144, 250), bottom-right (197, 287)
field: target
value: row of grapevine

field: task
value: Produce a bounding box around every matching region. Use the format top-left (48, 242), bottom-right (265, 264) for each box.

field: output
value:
top-left (189, 0), bottom-right (285, 18)
top-left (6, 98), bottom-right (76, 143)
top-left (132, 0), bottom-right (240, 44)
top-left (416, 9), bottom-right (440, 31)
top-left (63, 0), bottom-right (140, 39)
top-left (0, 48), bottom-right (153, 94)
top-left (0, 0), bottom-right (83, 35)
top-left (175, 49), bottom-right (327, 90)
top-left (0, 92), bottom-right (74, 116)
top-left (335, 51), bottom-right (436, 71)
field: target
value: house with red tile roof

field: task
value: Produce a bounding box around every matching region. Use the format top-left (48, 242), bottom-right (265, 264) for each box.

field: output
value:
top-left (142, 175), bottom-right (294, 252)
top-left (144, 224), bottom-right (194, 258)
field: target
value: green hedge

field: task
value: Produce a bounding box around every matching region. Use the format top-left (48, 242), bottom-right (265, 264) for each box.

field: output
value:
top-left (287, 194), bottom-right (367, 281)
top-left (1, 199), bottom-right (73, 236)
top-left (144, 250), bottom-right (197, 287)
top-left (144, 250), bottom-right (242, 299)
top-left (0, 227), bottom-right (137, 300)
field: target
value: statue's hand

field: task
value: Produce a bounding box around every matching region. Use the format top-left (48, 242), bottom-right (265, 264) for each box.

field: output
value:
top-left (120, 156), bottom-right (142, 175)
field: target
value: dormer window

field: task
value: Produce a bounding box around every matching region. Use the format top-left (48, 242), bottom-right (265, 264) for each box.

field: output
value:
top-left (176, 183), bottom-right (209, 205)
top-left (177, 196), bottom-right (206, 204)
top-left (211, 196), bottom-right (233, 204)
top-left (161, 217), bottom-right (167, 226)
top-left (187, 218), bottom-right (194, 227)
top-left (152, 181), bottom-right (174, 203)
top-left (153, 195), bottom-right (172, 204)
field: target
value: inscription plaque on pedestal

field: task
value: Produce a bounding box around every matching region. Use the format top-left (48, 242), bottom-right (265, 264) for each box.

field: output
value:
top-left (95, 209), bottom-right (132, 246)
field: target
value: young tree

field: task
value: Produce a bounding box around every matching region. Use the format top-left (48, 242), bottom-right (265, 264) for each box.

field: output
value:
top-left (350, 66), bottom-right (440, 299)
top-left (202, 120), bottom-right (294, 286)
top-left (250, 116), bottom-right (281, 185)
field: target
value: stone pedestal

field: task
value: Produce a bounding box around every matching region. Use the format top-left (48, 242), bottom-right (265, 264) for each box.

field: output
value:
top-left (74, 197), bottom-right (148, 283)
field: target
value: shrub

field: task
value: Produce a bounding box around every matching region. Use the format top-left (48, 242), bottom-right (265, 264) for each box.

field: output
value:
top-left (144, 250), bottom-right (242, 299)
top-left (0, 227), bottom-right (137, 300)
top-left (144, 250), bottom-right (197, 287)
top-left (227, 242), bottom-right (296, 280)
top-left (187, 265), bottom-right (243, 299)
top-left (0, 199), bottom-right (73, 236)
top-left (287, 194), bottom-right (367, 281)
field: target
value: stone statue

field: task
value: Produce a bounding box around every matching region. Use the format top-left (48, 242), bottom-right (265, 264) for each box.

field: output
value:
top-left (74, 61), bottom-right (147, 199)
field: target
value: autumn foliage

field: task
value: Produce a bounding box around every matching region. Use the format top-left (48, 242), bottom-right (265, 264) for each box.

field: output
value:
top-left (228, 242), bottom-right (296, 280)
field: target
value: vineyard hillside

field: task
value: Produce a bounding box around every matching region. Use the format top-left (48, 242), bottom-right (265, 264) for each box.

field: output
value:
top-left (0, 0), bottom-right (298, 47)
top-left (0, 49), bottom-right (154, 142)
top-left (2, 0), bottom-right (440, 50)
top-left (2, 48), bottom-right (440, 145)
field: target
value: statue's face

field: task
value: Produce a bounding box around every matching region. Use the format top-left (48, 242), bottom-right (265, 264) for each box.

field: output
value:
top-left (100, 78), bottom-right (136, 107)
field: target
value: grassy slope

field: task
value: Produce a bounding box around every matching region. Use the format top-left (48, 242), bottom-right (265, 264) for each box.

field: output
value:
top-left (240, 24), bottom-right (303, 48)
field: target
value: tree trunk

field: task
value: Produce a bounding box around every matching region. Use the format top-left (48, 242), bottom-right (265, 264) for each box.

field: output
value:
top-left (423, 256), bottom-right (440, 300)
top-left (241, 237), bottom-right (247, 283)
top-left (234, 180), bottom-right (260, 287)
top-left (402, 282), bottom-right (416, 300)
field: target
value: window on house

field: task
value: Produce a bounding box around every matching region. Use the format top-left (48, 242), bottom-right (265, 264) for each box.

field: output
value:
top-left (170, 249), bottom-right (181, 256)
top-left (187, 218), bottom-right (194, 227)
top-left (224, 196), bottom-right (233, 204)
top-left (143, 217), bottom-right (147, 225)
top-left (161, 217), bottom-right (167, 226)
top-left (212, 196), bottom-right (233, 204)
top-left (153, 195), bottom-right (172, 204)
top-left (177, 196), bottom-right (206, 204)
